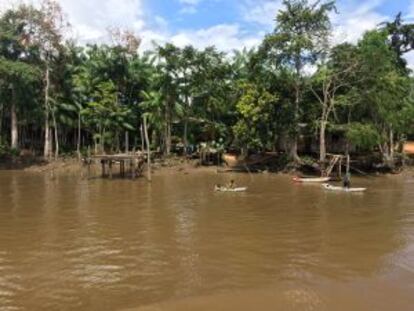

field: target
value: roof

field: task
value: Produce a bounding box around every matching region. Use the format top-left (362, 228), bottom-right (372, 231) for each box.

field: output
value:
top-left (403, 142), bottom-right (414, 155)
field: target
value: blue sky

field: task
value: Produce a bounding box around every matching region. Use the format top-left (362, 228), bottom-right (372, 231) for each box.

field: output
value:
top-left (148, 0), bottom-right (245, 31)
top-left (147, 0), bottom-right (411, 35)
top-left (2, 0), bottom-right (413, 59)
top-left (139, 0), bottom-right (414, 67)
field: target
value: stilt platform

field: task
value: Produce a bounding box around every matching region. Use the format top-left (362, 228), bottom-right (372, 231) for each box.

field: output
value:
top-left (87, 154), bottom-right (146, 179)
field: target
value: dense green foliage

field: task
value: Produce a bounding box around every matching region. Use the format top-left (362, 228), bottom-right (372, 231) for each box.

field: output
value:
top-left (0, 0), bottom-right (413, 169)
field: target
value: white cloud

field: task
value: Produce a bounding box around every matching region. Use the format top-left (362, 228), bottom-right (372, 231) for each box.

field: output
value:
top-left (239, 0), bottom-right (414, 69)
top-left (241, 0), bottom-right (282, 27)
top-left (1, 0), bottom-right (146, 43)
top-left (404, 51), bottom-right (414, 71)
top-left (178, 0), bottom-right (203, 15)
top-left (2, 0), bottom-right (413, 68)
top-left (179, 0), bottom-right (202, 4)
top-left (170, 24), bottom-right (261, 52)
top-left (140, 22), bottom-right (262, 55)
top-left (179, 6), bottom-right (197, 14)
top-left (0, 0), bottom-right (261, 53)
top-left (407, 0), bottom-right (414, 20)
top-left (241, 0), bottom-right (388, 45)
top-left (331, 0), bottom-right (388, 45)
top-left (63, 0), bottom-right (146, 43)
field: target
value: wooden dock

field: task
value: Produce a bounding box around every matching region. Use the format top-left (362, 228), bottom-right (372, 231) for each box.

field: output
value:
top-left (86, 154), bottom-right (146, 179)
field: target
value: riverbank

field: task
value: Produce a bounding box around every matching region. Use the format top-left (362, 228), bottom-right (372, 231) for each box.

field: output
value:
top-left (0, 155), bottom-right (218, 177)
top-left (0, 154), bottom-right (413, 179)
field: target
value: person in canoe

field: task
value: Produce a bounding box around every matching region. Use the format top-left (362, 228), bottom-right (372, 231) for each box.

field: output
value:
top-left (227, 179), bottom-right (237, 189)
top-left (343, 173), bottom-right (351, 189)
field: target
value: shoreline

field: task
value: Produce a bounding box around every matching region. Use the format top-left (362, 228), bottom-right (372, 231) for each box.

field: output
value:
top-left (0, 156), bottom-right (412, 179)
top-left (0, 156), bottom-right (220, 177)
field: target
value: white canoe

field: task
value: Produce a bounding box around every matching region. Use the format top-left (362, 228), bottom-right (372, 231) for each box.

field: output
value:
top-left (215, 186), bottom-right (247, 192)
top-left (322, 183), bottom-right (366, 193)
top-left (293, 176), bottom-right (331, 183)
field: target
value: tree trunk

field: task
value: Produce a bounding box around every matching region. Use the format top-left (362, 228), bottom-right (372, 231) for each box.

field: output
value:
top-left (43, 66), bottom-right (52, 159)
top-left (51, 109), bottom-right (59, 160)
top-left (382, 127), bottom-right (395, 169)
top-left (77, 111), bottom-right (81, 161)
top-left (10, 87), bottom-right (18, 150)
top-left (346, 154), bottom-right (350, 175)
top-left (48, 128), bottom-right (53, 157)
top-left (289, 111), bottom-right (300, 161)
top-left (165, 125), bottom-right (171, 155)
top-left (183, 94), bottom-right (190, 155)
top-left (125, 131), bottom-right (129, 154)
top-left (151, 131), bottom-right (157, 152)
top-left (115, 132), bottom-right (120, 153)
top-left (0, 101), bottom-right (3, 145)
top-left (319, 119), bottom-right (327, 163)
top-left (94, 137), bottom-right (98, 155)
top-left (290, 80), bottom-right (300, 163)
top-left (143, 115), bottom-right (151, 182)
top-left (165, 100), bottom-right (172, 156)
top-left (140, 123), bottom-right (144, 152)
top-left (345, 108), bottom-right (351, 158)
top-left (101, 128), bottom-right (105, 154)
top-left (166, 121), bottom-right (171, 155)
top-left (389, 127), bottom-right (394, 164)
top-left (183, 119), bottom-right (188, 155)
top-left (44, 117), bottom-right (50, 159)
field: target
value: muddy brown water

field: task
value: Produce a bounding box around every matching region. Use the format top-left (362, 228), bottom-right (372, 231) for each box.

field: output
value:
top-left (0, 170), bottom-right (413, 311)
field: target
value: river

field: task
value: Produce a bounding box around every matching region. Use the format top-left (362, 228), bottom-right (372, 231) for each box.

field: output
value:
top-left (0, 170), bottom-right (413, 310)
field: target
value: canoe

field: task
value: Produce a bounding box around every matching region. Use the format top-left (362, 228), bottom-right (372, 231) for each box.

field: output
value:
top-left (293, 176), bottom-right (331, 183)
top-left (322, 183), bottom-right (366, 193)
top-left (214, 186), bottom-right (247, 192)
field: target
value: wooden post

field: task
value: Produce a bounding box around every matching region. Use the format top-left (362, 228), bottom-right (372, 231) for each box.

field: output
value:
top-left (125, 131), bottom-right (129, 154)
top-left (338, 157), bottom-right (342, 178)
top-left (131, 159), bottom-right (136, 179)
top-left (108, 160), bottom-right (113, 179)
top-left (87, 159), bottom-right (91, 178)
top-left (140, 124), bottom-right (145, 152)
top-left (143, 115), bottom-right (152, 182)
top-left (101, 160), bottom-right (106, 178)
top-left (120, 160), bottom-right (125, 177)
top-left (346, 154), bottom-right (350, 175)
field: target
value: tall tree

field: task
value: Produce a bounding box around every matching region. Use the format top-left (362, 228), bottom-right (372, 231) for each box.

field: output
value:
top-left (262, 0), bottom-right (336, 162)
top-left (351, 30), bottom-right (411, 168)
top-left (233, 82), bottom-right (279, 153)
top-left (152, 44), bottom-right (182, 155)
top-left (311, 43), bottom-right (360, 164)
top-left (82, 81), bottom-right (133, 154)
top-left (0, 6), bottom-right (41, 150)
top-left (27, 0), bottom-right (69, 159)
top-left (178, 45), bottom-right (197, 152)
